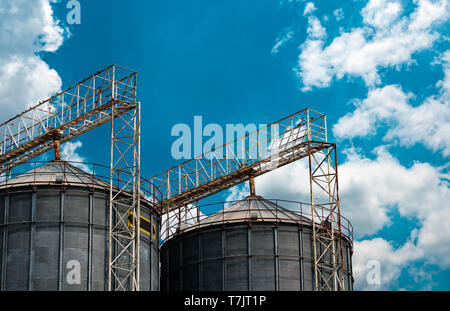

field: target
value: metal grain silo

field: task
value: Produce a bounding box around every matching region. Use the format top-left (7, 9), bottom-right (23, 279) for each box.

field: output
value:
top-left (0, 161), bottom-right (160, 291)
top-left (160, 195), bottom-right (353, 291)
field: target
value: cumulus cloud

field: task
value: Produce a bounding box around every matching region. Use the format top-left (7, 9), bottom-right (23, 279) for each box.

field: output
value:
top-left (296, 0), bottom-right (449, 90)
top-left (339, 146), bottom-right (449, 234)
top-left (333, 83), bottom-right (450, 157)
top-left (354, 201), bottom-right (450, 290)
top-left (353, 237), bottom-right (422, 290)
top-left (0, 0), bottom-right (66, 121)
top-left (306, 16), bottom-right (326, 39)
top-left (241, 145), bottom-right (447, 236)
top-left (333, 8), bottom-right (344, 21)
top-left (225, 182), bottom-right (250, 202)
top-left (303, 2), bottom-right (317, 16)
top-left (61, 141), bottom-right (91, 172)
top-left (437, 50), bottom-right (450, 96)
top-left (333, 85), bottom-right (412, 139)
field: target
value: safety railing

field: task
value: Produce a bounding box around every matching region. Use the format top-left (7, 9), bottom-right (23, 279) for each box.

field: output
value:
top-left (161, 197), bottom-right (353, 246)
top-left (0, 160), bottom-right (163, 214)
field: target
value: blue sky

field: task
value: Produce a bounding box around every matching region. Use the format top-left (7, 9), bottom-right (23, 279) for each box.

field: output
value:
top-left (0, 0), bottom-right (449, 290)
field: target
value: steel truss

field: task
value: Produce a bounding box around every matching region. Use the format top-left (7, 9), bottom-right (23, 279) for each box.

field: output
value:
top-left (0, 65), bottom-right (144, 291)
top-left (107, 68), bottom-right (141, 291)
top-left (152, 108), bottom-right (346, 291)
top-left (307, 139), bottom-right (345, 291)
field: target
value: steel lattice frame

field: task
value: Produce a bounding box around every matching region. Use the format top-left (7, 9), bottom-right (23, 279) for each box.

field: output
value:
top-left (107, 67), bottom-right (141, 291)
top-left (0, 64), bottom-right (145, 291)
top-left (152, 108), bottom-right (346, 291)
top-left (306, 115), bottom-right (345, 290)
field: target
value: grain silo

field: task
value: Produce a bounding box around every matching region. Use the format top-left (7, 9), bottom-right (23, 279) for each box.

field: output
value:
top-left (160, 193), bottom-right (353, 291)
top-left (0, 160), bottom-right (160, 291)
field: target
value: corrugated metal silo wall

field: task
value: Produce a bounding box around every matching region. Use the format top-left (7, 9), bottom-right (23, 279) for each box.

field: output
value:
top-left (0, 186), bottom-right (160, 291)
top-left (161, 223), bottom-right (353, 291)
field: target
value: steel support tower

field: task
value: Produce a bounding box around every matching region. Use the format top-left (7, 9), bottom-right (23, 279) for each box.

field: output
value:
top-left (0, 65), bottom-right (143, 291)
top-left (150, 108), bottom-right (346, 291)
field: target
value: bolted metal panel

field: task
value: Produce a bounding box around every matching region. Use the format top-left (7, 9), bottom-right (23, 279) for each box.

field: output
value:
top-left (251, 227), bottom-right (276, 291)
top-left (151, 244), bottom-right (159, 291)
top-left (92, 227), bottom-right (107, 291)
top-left (252, 257), bottom-right (276, 291)
top-left (0, 185), bottom-right (160, 291)
top-left (182, 234), bottom-right (199, 291)
top-left (7, 223), bottom-right (30, 290)
top-left (203, 259), bottom-right (223, 291)
top-left (278, 228), bottom-right (300, 291)
top-left (279, 258), bottom-right (301, 291)
top-left (65, 193), bottom-right (89, 223)
top-left (9, 193), bottom-right (31, 223)
top-left (34, 224), bottom-right (59, 290)
top-left (36, 192), bottom-right (60, 222)
top-left (226, 228), bottom-right (247, 256)
top-left (226, 257), bottom-right (248, 291)
top-left (168, 243), bottom-right (180, 291)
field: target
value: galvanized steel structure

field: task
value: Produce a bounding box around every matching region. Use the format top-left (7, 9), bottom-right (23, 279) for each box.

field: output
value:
top-left (0, 161), bottom-right (161, 290)
top-left (153, 108), bottom-right (348, 291)
top-left (0, 63), bottom-right (350, 291)
top-left (0, 65), bottom-right (147, 290)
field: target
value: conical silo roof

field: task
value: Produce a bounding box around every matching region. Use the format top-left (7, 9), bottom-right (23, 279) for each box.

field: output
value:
top-left (192, 195), bottom-right (311, 229)
top-left (0, 160), bottom-right (110, 190)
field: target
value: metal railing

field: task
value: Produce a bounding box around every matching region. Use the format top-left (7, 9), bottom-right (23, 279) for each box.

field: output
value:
top-left (161, 198), bottom-right (353, 246)
top-left (0, 65), bottom-right (137, 174)
top-left (0, 160), bottom-right (163, 214)
top-left (149, 108), bottom-right (329, 211)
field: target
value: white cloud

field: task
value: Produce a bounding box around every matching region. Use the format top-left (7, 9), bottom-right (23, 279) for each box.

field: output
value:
top-left (306, 16), bottom-right (326, 39)
top-left (61, 141), bottom-right (91, 172)
top-left (0, 0), bottom-right (66, 121)
top-left (333, 85), bottom-right (411, 138)
top-left (353, 237), bottom-right (422, 290)
top-left (416, 207), bottom-right (450, 268)
top-left (271, 28), bottom-right (295, 55)
top-left (303, 2), bottom-right (316, 15)
top-left (437, 50), bottom-right (450, 95)
top-left (362, 0), bottom-right (402, 30)
top-left (248, 145), bottom-right (448, 236)
top-left (339, 146), bottom-right (449, 233)
top-left (225, 182), bottom-right (249, 202)
top-left (224, 145), bottom-right (450, 289)
top-left (0, 56), bottom-right (62, 119)
top-left (296, 0), bottom-right (449, 90)
top-left (333, 8), bottom-right (344, 21)
top-left (334, 83), bottom-right (450, 157)
top-left (354, 202), bottom-right (450, 290)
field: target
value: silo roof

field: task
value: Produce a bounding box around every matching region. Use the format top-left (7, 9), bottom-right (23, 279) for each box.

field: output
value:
top-left (191, 195), bottom-right (311, 229)
top-left (0, 160), bottom-right (111, 190)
